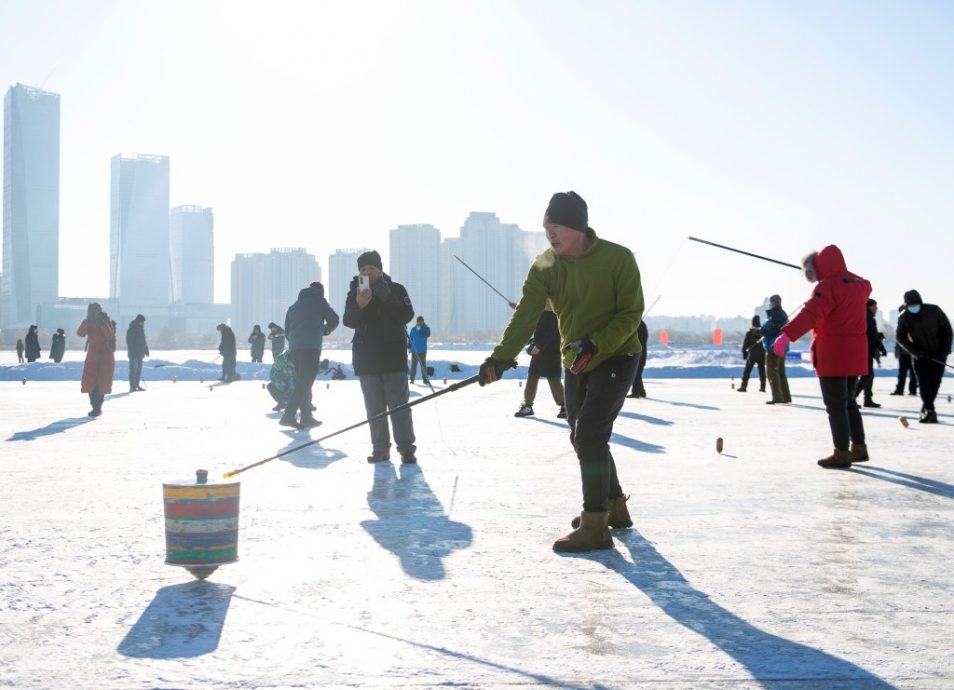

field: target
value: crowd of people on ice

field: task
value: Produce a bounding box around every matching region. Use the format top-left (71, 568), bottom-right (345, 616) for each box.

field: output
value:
top-left (6, 190), bottom-right (952, 553)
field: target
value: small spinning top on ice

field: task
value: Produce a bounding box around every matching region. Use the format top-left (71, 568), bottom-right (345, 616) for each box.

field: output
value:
top-left (163, 469), bottom-right (241, 580)
top-left (898, 416), bottom-right (909, 427)
top-left (716, 437), bottom-right (724, 454)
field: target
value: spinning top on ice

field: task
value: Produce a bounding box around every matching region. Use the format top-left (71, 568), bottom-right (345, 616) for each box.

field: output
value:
top-left (261, 383), bottom-right (266, 390)
top-left (209, 385), bottom-right (213, 391)
top-left (22, 377), bottom-right (26, 385)
top-left (443, 378), bottom-right (447, 385)
top-left (163, 469), bottom-right (241, 580)
top-left (716, 437), bottom-right (724, 454)
top-left (899, 416), bottom-right (909, 427)
top-left (326, 383), bottom-right (329, 389)
top-left (200, 378), bottom-right (204, 385)
top-left (172, 375), bottom-right (177, 383)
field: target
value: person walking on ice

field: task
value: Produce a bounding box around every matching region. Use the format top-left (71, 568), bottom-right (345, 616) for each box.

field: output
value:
top-left (771, 246), bottom-right (871, 468)
top-left (77, 303), bottom-right (116, 417)
top-left (895, 289), bottom-right (952, 424)
top-left (479, 191), bottom-right (644, 553)
top-left (514, 302), bottom-right (566, 419)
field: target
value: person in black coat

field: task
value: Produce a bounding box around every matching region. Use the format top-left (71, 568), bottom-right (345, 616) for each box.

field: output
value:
top-left (280, 282), bottom-right (339, 429)
top-left (248, 325), bottom-right (266, 363)
top-left (267, 322), bottom-right (286, 360)
top-left (343, 250), bottom-right (417, 463)
top-left (737, 315), bottom-right (766, 393)
top-left (514, 303), bottom-right (566, 418)
top-left (216, 323), bottom-right (238, 382)
top-left (891, 305), bottom-right (918, 396)
top-left (24, 325), bottom-right (41, 362)
top-left (49, 328), bottom-right (67, 363)
top-left (627, 320), bottom-right (650, 398)
top-left (854, 298), bottom-right (887, 407)
top-left (126, 314), bottom-right (150, 392)
top-left (896, 289), bottom-right (952, 423)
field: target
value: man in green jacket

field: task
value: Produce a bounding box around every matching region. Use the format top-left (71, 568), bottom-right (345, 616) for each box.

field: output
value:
top-left (479, 191), bottom-right (644, 553)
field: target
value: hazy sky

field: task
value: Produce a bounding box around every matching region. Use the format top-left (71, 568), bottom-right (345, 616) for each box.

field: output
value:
top-left (1, 0), bottom-right (952, 317)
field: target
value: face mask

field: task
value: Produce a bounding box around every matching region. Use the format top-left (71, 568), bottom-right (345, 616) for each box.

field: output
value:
top-left (907, 305), bottom-right (921, 314)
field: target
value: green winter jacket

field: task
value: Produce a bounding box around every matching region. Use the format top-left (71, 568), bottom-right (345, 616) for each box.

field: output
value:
top-left (492, 229), bottom-right (644, 372)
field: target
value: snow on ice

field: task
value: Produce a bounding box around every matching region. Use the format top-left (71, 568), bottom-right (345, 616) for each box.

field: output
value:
top-left (1, 348), bottom-right (952, 689)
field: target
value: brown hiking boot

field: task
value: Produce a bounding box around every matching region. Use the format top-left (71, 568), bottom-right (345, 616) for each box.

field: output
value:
top-left (817, 448), bottom-right (852, 469)
top-left (850, 443), bottom-right (869, 462)
top-left (571, 494), bottom-right (632, 529)
top-left (553, 511), bottom-right (613, 553)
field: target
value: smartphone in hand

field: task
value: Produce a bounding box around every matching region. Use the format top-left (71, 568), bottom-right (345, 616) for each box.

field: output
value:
top-left (359, 275), bottom-right (370, 291)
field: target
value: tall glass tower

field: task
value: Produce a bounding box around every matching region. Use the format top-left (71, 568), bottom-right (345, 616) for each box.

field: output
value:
top-left (110, 154), bottom-right (171, 308)
top-left (2, 84), bottom-right (60, 328)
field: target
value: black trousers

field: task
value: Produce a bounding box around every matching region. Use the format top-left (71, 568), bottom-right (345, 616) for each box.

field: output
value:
top-left (221, 354), bottom-right (237, 381)
top-left (896, 351), bottom-right (918, 394)
top-left (855, 355), bottom-right (877, 400)
top-left (630, 349), bottom-right (647, 396)
top-left (286, 349), bottom-right (321, 419)
top-left (741, 357), bottom-right (766, 390)
top-left (565, 354), bottom-right (637, 513)
top-left (818, 376), bottom-right (864, 450)
top-left (913, 358), bottom-right (945, 412)
top-left (88, 385), bottom-right (104, 412)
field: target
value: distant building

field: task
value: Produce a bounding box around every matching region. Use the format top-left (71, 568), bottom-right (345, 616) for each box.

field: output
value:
top-left (328, 248), bottom-right (370, 334)
top-left (453, 212), bottom-right (537, 339)
top-left (1, 84), bottom-right (60, 328)
top-left (389, 224), bottom-right (441, 333)
top-left (439, 237), bottom-right (462, 337)
top-left (231, 248), bottom-right (320, 331)
top-left (110, 154), bottom-right (171, 311)
top-left (170, 205), bottom-right (214, 305)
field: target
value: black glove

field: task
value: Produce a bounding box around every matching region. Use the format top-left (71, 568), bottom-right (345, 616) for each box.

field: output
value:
top-left (372, 279), bottom-right (392, 301)
top-left (879, 345), bottom-right (888, 358)
top-left (565, 338), bottom-right (597, 375)
top-left (478, 357), bottom-right (514, 386)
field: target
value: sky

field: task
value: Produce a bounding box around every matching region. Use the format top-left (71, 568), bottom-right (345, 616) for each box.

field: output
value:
top-left (1, 0), bottom-right (952, 317)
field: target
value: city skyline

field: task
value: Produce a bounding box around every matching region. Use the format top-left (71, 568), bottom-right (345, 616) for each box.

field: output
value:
top-left (1, 2), bottom-right (952, 319)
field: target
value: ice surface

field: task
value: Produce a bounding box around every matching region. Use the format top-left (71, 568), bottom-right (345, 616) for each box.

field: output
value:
top-left (0, 371), bottom-right (952, 689)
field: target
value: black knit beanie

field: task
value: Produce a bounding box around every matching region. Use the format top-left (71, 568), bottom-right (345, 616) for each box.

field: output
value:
top-left (544, 191), bottom-right (588, 232)
top-left (903, 290), bottom-right (922, 306)
top-left (357, 250), bottom-right (382, 271)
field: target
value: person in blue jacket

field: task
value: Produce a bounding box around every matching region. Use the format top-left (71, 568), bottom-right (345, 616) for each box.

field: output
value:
top-left (761, 294), bottom-right (792, 404)
top-left (408, 316), bottom-right (431, 384)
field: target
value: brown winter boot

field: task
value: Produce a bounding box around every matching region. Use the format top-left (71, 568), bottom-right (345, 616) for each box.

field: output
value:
top-left (817, 448), bottom-right (853, 469)
top-left (572, 495), bottom-right (633, 529)
top-left (850, 443), bottom-right (869, 462)
top-left (553, 511), bottom-right (613, 553)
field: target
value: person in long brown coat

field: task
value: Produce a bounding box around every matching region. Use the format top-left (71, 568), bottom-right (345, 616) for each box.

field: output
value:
top-left (77, 302), bottom-right (116, 417)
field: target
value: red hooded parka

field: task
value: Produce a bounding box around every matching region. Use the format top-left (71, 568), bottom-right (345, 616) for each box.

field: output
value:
top-left (781, 245), bottom-right (871, 377)
top-left (77, 317), bottom-right (116, 394)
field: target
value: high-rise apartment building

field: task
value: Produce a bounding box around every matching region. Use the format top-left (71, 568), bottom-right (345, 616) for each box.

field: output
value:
top-left (170, 205), bottom-right (214, 305)
top-left (328, 248), bottom-right (370, 333)
top-left (110, 154), bottom-right (171, 309)
top-left (439, 237), bottom-right (462, 337)
top-left (453, 212), bottom-right (535, 339)
top-left (1, 84), bottom-right (60, 328)
top-left (389, 224), bottom-right (440, 333)
top-left (231, 248), bottom-right (320, 331)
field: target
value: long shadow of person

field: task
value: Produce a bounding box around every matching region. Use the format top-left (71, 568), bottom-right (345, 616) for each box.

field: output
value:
top-left (567, 530), bottom-right (895, 689)
top-left (6, 416), bottom-right (93, 442)
top-left (117, 580), bottom-right (234, 659)
top-left (849, 465), bottom-right (954, 499)
top-left (361, 463), bottom-right (472, 581)
top-left (528, 416), bottom-right (666, 454)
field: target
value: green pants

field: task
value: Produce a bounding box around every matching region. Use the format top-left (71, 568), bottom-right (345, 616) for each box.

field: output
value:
top-left (766, 352), bottom-right (791, 403)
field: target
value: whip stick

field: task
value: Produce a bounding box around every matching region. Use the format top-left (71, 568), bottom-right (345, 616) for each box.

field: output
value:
top-left (895, 340), bottom-right (954, 371)
top-left (453, 254), bottom-right (515, 306)
top-left (688, 236), bottom-right (800, 270)
top-left (223, 375), bottom-right (483, 478)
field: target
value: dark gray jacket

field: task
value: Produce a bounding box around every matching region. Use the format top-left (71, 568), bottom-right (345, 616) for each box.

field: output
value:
top-left (284, 285), bottom-right (339, 352)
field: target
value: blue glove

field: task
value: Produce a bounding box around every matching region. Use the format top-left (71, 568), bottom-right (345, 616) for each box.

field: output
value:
top-left (565, 338), bottom-right (597, 375)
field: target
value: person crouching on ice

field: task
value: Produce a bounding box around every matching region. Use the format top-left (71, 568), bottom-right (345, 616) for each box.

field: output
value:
top-left (771, 246), bottom-right (871, 468)
top-left (478, 191), bottom-right (644, 553)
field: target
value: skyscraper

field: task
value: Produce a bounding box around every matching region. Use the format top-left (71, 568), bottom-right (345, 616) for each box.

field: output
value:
top-left (231, 248), bottom-right (320, 330)
top-left (110, 154), bottom-right (171, 309)
top-left (2, 84), bottom-right (60, 328)
top-left (389, 224), bottom-right (441, 332)
top-left (170, 205), bottom-right (214, 305)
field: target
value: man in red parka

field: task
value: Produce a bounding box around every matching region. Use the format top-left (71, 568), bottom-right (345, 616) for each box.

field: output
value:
top-left (771, 246), bottom-right (871, 468)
